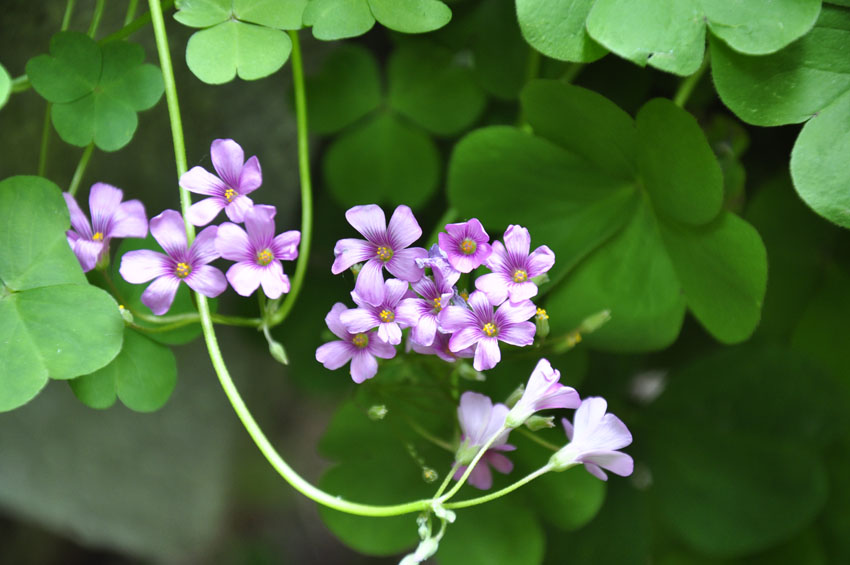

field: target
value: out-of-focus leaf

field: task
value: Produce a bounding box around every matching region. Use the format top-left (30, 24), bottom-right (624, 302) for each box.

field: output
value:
top-left (0, 63), bottom-right (10, 109)
top-left (468, 0), bottom-right (531, 99)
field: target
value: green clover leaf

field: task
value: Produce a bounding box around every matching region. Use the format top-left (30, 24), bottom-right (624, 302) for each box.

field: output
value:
top-left (175, 0), bottom-right (306, 83)
top-left (448, 81), bottom-right (767, 351)
top-left (302, 0), bottom-right (451, 40)
top-left (26, 32), bottom-right (164, 151)
top-left (0, 176), bottom-right (124, 412)
top-left (713, 6), bottom-right (850, 229)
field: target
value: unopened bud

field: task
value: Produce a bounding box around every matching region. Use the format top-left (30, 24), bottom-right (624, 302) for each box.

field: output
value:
top-left (580, 309), bottom-right (611, 334)
top-left (505, 384), bottom-right (525, 408)
top-left (457, 362), bottom-right (485, 382)
top-left (524, 415), bottom-right (555, 431)
top-left (531, 273), bottom-right (550, 287)
top-left (367, 404), bottom-right (388, 420)
top-left (268, 340), bottom-right (289, 365)
top-left (118, 305), bottom-right (134, 324)
top-left (535, 307), bottom-right (550, 339)
top-left (350, 262), bottom-right (363, 277)
top-left (422, 467), bottom-right (438, 483)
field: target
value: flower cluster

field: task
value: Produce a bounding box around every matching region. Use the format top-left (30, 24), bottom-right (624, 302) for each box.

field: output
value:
top-left (316, 205), bottom-right (557, 382)
top-left (64, 139), bottom-right (299, 315)
top-left (454, 358), bottom-right (632, 490)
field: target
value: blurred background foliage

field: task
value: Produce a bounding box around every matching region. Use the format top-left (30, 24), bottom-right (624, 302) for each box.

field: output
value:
top-left (1, 0), bottom-right (849, 563)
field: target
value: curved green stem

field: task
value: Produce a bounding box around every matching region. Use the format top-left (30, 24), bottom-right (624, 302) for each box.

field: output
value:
top-left (432, 462), bottom-right (461, 500)
top-left (673, 52), bottom-right (710, 108)
top-left (61, 0), bottom-right (76, 30)
top-left (87, 0), bottom-right (106, 37)
top-left (438, 428), bottom-right (506, 502)
top-left (68, 142), bottom-right (95, 196)
top-left (147, 0), bottom-right (429, 517)
top-left (102, 0), bottom-right (175, 43)
top-left (269, 30), bottom-right (312, 328)
top-left (444, 465), bottom-right (552, 510)
top-left (517, 428), bottom-right (560, 452)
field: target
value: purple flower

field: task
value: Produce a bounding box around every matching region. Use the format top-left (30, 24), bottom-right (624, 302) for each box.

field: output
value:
top-left (410, 331), bottom-right (474, 363)
top-left (180, 138), bottom-right (262, 226)
top-left (397, 270), bottom-right (456, 346)
top-left (415, 243), bottom-right (461, 286)
top-left (453, 392), bottom-right (515, 490)
top-left (439, 291), bottom-right (536, 371)
top-left (119, 210), bottom-right (227, 315)
top-left (315, 303), bottom-right (397, 383)
top-left (339, 278), bottom-right (416, 345)
top-left (438, 218), bottom-right (492, 274)
top-left (215, 205), bottom-right (300, 299)
top-left (475, 225), bottom-right (555, 305)
top-left (550, 397), bottom-right (634, 481)
top-left (63, 182), bottom-right (148, 272)
top-left (505, 358), bottom-right (581, 428)
top-left (332, 204), bottom-right (427, 307)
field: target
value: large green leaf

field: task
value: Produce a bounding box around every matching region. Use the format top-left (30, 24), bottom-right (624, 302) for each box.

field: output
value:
top-left (367, 0), bottom-right (451, 33)
top-left (176, 0), bottom-right (306, 29)
top-left (516, 0), bottom-right (607, 63)
top-left (388, 41), bottom-right (486, 136)
top-left (302, 0), bottom-right (450, 39)
top-left (585, 0), bottom-right (820, 76)
top-left (27, 32), bottom-right (163, 151)
top-left (448, 81), bottom-right (767, 351)
top-left (304, 44), bottom-right (381, 135)
top-left (468, 0), bottom-right (532, 100)
top-left (324, 111), bottom-right (440, 209)
top-left (713, 6), bottom-right (850, 229)
top-left (185, 21), bottom-right (292, 84)
top-left (70, 328), bottom-right (177, 412)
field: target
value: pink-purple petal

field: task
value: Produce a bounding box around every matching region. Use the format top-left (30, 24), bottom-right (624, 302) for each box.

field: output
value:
top-left (224, 194), bottom-right (254, 222)
top-left (316, 340), bottom-right (355, 370)
top-left (486, 451), bottom-right (514, 475)
top-left (385, 247), bottom-right (426, 282)
top-left (185, 264), bottom-right (227, 298)
top-left (340, 307), bottom-right (379, 333)
top-left (474, 337), bottom-right (501, 371)
top-left (378, 322), bottom-right (402, 345)
top-left (325, 303), bottom-right (352, 340)
top-left (187, 197), bottom-right (225, 226)
top-left (244, 204), bottom-right (276, 246)
top-left (215, 222), bottom-right (253, 262)
top-left (353, 259), bottom-right (385, 307)
top-left (497, 322), bottom-right (536, 347)
top-left (439, 305), bottom-right (474, 332)
top-left (119, 249), bottom-right (171, 283)
top-left (88, 183), bottom-right (123, 229)
top-left (387, 205), bottom-right (422, 249)
top-left (465, 463), bottom-right (493, 490)
top-left (180, 166), bottom-right (227, 197)
top-left (503, 225), bottom-right (531, 259)
top-left (273, 230), bottom-right (301, 260)
top-left (332, 238), bottom-right (374, 274)
top-left (110, 199), bottom-right (148, 239)
top-left (260, 261), bottom-right (289, 299)
top-left (383, 278), bottom-right (410, 306)
top-left (191, 225), bottom-right (221, 265)
top-left (72, 238), bottom-right (104, 272)
top-left (474, 272), bottom-right (509, 306)
top-left (350, 350), bottom-right (379, 383)
top-left (150, 210), bottom-right (189, 257)
top-left (346, 204), bottom-right (387, 243)
top-left (498, 299), bottom-right (537, 324)
top-left (239, 155), bottom-right (262, 193)
top-left (584, 463), bottom-right (609, 481)
top-left (211, 138), bottom-right (246, 187)
top-left (468, 290), bottom-right (495, 321)
top-left (226, 261), bottom-right (262, 296)
top-left (449, 326), bottom-right (481, 352)
top-left (63, 192), bottom-right (92, 238)
top-left (582, 451), bottom-right (634, 477)
top-left (411, 314), bottom-right (437, 346)
top-left (140, 275), bottom-right (181, 315)
top-left (507, 280), bottom-right (539, 303)
top-left (367, 337), bottom-right (397, 359)
top-left (458, 392), bottom-right (494, 443)
top-left (527, 245), bottom-right (556, 277)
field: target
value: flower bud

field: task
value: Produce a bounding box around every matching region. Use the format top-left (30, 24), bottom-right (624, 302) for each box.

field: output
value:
top-left (118, 305), bottom-right (134, 324)
top-left (268, 339), bottom-right (289, 365)
top-left (422, 467), bottom-right (438, 483)
top-left (367, 404), bottom-right (388, 420)
top-left (535, 307), bottom-right (550, 339)
top-left (504, 384), bottom-right (525, 408)
top-left (524, 415), bottom-right (555, 431)
top-left (350, 262), bottom-right (363, 277)
top-left (531, 273), bottom-right (550, 286)
top-left (580, 309), bottom-right (611, 333)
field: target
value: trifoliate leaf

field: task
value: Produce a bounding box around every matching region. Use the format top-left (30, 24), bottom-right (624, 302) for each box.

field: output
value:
top-left (302, 0), bottom-right (451, 40)
top-left (26, 32), bottom-right (163, 151)
top-left (516, 0), bottom-right (607, 63)
top-left (176, 0), bottom-right (306, 29)
top-left (70, 327), bottom-right (177, 412)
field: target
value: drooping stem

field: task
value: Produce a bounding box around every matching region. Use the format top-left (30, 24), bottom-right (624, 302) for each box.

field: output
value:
top-left (147, 0), bottom-right (430, 517)
top-left (444, 465), bottom-right (552, 509)
top-left (68, 142), bottom-right (95, 196)
top-left (269, 30), bottom-right (312, 328)
top-left (432, 462), bottom-right (461, 500)
top-left (673, 52), bottom-right (710, 108)
top-left (438, 427), bottom-right (507, 502)
top-left (87, 0), bottom-right (107, 37)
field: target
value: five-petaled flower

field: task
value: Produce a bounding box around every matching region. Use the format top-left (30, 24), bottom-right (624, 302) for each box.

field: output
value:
top-left (119, 209), bottom-right (227, 315)
top-left (340, 278), bottom-right (416, 346)
top-left (505, 358), bottom-right (581, 428)
top-left (397, 269), bottom-right (456, 347)
top-left (332, 204), bottom-right (427, 307)
top-left (453, 392), bottom-right (515, 490)
top-left (438, 218), bottom-right (492, 274)
top-left (475, 225), bottom-right (555, 305)
top-left (63, 182), bottom-right (148, 272)
top-left (215, 205), bottom-right (300, 299)
top-left (439, 291), bottom-right (536, 371)
top-left (315, 303), bottom-right (397, 383)
top-left (180, 138), bottom-right (262, 226)
top-left (550, 397), bottom-right (634, 480)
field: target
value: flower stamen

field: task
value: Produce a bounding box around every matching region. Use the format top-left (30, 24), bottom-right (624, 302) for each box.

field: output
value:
top-left (459, 238), bottom-right (477, 255)
top-left (224, 188), bottom-right (237, 202)
top-left (175, 262), bottom-right (192, 278)
top-left (379, 309), bottom-right (395, 323)
top-left (512, 269), bottom-right (528, 283)
top-left (256, 248), bottom-right (273, 266)
top-left (92, 231), bottom-right (104, 241)
top-left (536, 308), bottom-right (548, 320)
top-left (482, 322), bottom-right (498, 337)
top-left (352, 332), bottom-right (369, 348)
top-left (432, 296), bottom-right (443, 313)
top-left (376, 246), bottom-right (394, 262)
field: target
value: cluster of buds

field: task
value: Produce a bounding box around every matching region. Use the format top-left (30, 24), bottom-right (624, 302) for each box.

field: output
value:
top-left (315, 205), bottom-right (556, 382)
top-left (63, 139), bottom-right (300, 315)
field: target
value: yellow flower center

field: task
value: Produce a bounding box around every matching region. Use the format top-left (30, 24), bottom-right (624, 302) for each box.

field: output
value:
top-left (224, 188), bottom-right (237, 202)
top-left (536, 308), bottom-right (548, 320)
top-left (432, 296), bottom-right (443, 313)
top-left (482, 322), bottom-right (498, 337)
top-left (175, 262), bottom-right (191, 278)
top-left (460, 238), bottom-right (477, 255)
top-left (256, 248), bottom-right (273, 266)
top-left (512, 269), bottom-right (528, 283)
top-left (376, 246), bottom-right (394, 262)
top-left (459, 289), bottom-right (469, 302)
top-left (92, 231), bottom-right (104, 241)
top-left (379, 309), bottom-right (395, 323)
top-left (352, 332), bottom-right (369, 348)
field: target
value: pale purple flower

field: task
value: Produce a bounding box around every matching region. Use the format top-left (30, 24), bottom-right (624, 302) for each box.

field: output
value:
top-left (63, 182), bottom-right (148, 272)
top-left (439, 291), bottom-right (536, 371)
top-left (505, 358), bottom-right (581, 428)
top-left (475, 225), bottom-right (555, 305)
top-left (550, 397), bottom-right (634, 480)
top-left (453, 392), bottom-right (515, 490)
top-left (410, 331), bottom-right (474, 362)
top-left (119, 210), bottom-right (226, 315)
top-left (339, 278), bottom-right (416, 345)
top-left (415, 243), bottom-right (461, 286)
top-left (215, 205), bottom-right (300, 299)
top-left (332, 204), bottom-right (427, 306)
top-left (438, 218), bottom-right (492, 273)
top-left (180, 139), bottom-right (261, 226)
top-left (397, 270), bottom-right (456, 346)
top-left (315, 302), bottom-right (397, 383)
